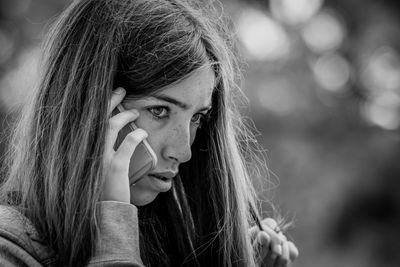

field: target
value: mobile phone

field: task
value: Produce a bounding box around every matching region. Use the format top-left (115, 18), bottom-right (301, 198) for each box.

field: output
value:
top-left (112, 104), bottom-right (158, 185)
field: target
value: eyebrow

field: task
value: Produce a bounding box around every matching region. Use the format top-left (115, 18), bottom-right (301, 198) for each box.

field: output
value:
top-left (151, 94), bottom-right (212, 112)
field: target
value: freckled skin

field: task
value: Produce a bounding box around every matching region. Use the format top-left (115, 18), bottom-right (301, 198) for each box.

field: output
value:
top-left (122, 66), bottom-right (215, 206)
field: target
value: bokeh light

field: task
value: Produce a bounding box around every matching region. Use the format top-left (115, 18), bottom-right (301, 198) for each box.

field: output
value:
top-left (361, 92), bottom-right (400, 130)
top-left (257, 78), bottom-right (297, 115)
top-left (359, 46), bottom-right (400, 130)
top-left (270, 0), bottom-right (324, 25)
top-left (236, 8), bottom-right (290, 62)
top-left (302, 10), bottom-right (346, 54)
top-left (312, 53), bottom-right (351, 92)
top-left (361, 46), bottom-right (400, 94)
top-left (0, 47), bottom-right (39, 111)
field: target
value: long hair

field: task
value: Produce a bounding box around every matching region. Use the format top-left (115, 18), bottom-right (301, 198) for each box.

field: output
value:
top-left (0, 0), bottom-right (266, 266)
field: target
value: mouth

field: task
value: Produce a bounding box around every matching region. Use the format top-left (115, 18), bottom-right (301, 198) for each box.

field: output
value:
top-left (147, 173), bottom-right (174, 192)
top-left (148, 174), bottom-right (171, 182)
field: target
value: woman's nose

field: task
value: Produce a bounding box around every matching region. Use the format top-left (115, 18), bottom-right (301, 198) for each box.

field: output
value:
top-left (162, 124), bottom-right (192, 164)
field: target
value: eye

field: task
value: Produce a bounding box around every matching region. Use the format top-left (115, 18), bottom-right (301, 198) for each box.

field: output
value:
top-left (191, 112), bottom-right (211, 127)
top-left (191, 113), bottom-right (204, 124)
top-left (148, 106), bottom-right (170, 119)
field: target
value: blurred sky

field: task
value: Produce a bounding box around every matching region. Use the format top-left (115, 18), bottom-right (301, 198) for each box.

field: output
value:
top-left (1, 0), bottom-right (400, 267)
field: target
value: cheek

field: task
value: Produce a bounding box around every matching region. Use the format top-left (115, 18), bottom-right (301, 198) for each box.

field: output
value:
top-left (149, 126), bottom-right (191, 153)
top-left (134, 117), bottom-right (163, 149)
top-left (141, 125), bottom-right (173, 158)
top-left (136, 119), bottom-right (198, 156)
top-left (135, 115), bottom-right (162, 132)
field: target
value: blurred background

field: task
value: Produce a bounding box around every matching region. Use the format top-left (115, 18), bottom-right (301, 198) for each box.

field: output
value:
top-left (1, 0), bottom-right (399, 266)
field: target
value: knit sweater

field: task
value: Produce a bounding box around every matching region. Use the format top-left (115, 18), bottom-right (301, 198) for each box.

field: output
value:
top-left (0, 201), bottom-right (144, 266)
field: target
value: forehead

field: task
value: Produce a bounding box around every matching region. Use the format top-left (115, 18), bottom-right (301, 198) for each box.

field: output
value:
top-left (154, 65), bottom-right (215, 108)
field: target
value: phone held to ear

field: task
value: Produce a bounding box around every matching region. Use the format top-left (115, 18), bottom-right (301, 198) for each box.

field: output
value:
top-left (112, 104), bottom-right (158, 185)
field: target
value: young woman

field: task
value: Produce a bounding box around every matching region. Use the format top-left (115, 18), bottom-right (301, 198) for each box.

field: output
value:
top-left (0, 0), bottom-right (298, 266)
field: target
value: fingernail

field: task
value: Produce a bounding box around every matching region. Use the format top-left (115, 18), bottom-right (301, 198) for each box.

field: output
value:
top-left (273, 244), bottom-right (282, 255)
top-left (130, 109), bottom-right (139, 116)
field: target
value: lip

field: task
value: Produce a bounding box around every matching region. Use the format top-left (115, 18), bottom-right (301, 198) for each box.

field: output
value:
top-left (148, 174), bottom-right (173, 192)
top-left (149, 171), bottom-right (177, 179)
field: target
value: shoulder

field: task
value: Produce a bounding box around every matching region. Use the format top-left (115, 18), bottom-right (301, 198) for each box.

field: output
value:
top-left (0, 205), bottom-right (36, 237)
top-left (0, 205), bottom-right (57, 265)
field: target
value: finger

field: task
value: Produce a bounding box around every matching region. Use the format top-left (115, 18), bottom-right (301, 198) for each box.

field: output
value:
top-left (288, 241), bottom-right (299, 262)
top-left (252, 231), bottom-right (271, 264)
top-left (108, 87), bottom-right (126, 115)
top-left (114, 128), bottom-right (148, 166)
top-left (263, 218), bottom-right (278, 230)
top-left (278, 231), bottom-right (287, 242)
top-left (105, 109), bottom-right (139, 153)
top-left (264, 248), bottom-right (279, 267)
top-left (274, 240), bottom-right (290, 267)
top-left (261, 217), bottom-right (287, 259)
top-left (261, 223), bottom-right (283, 256)
top-left (249, 225), bottom-right (259, 242)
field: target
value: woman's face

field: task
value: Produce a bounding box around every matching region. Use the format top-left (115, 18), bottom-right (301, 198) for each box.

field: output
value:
top-left (122, 66), bottom-right (215, 206)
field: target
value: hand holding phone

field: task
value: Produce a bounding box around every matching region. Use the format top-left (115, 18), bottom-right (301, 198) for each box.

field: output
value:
top-left (112, 104), bottom-right (158, 185)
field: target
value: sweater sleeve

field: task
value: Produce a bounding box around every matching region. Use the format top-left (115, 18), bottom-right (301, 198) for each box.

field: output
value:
top-left (88, 201), bottom-right (145, 266)
top-left (0, 236), bottom-right (43, 267)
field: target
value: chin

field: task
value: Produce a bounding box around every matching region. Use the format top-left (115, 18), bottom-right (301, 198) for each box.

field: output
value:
top-left (130, 191), bottom-right (159, 206)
